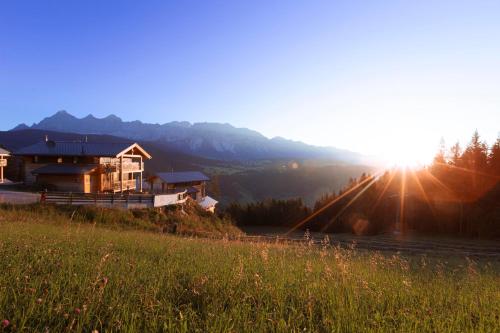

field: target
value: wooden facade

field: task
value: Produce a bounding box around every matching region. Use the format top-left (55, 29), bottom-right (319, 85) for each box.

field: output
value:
top-left (15, 140), bottom-right (151, 193)
top-left (0, 147), bottom-right (10, 184)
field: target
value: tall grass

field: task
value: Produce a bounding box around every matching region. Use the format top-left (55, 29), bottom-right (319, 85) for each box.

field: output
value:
top-left (0, 217), bottom-right (498, 332)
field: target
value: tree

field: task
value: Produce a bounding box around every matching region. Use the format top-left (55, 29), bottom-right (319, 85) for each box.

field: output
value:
top-left (432, 137), bottom-right (446, 165)
top-left (488, 137), bottom-right (500, 175)
top-left (462, 130), bottom-right (488, 171)
top-left (449, 142), bottom-right (462, 166)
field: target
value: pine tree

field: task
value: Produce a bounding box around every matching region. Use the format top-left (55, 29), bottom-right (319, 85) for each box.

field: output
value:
top-left (432, 137), bottom-right (446, 165)
top-left (462, 130), bottom-right (488, 171)
top-left (449, 142), bottom-right (462, 166)
top-left (488, 137), bottom-right (500, 175)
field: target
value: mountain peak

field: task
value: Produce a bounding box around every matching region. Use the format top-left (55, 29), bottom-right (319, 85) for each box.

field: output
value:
top-left (11, 123), bottom-right (30, 131)
top-left (49, 110), bottom-right (77, 120)
top-left (9, 111), bottom-right (366, 163)
top-left (104, 114), bottom-right (122, 122)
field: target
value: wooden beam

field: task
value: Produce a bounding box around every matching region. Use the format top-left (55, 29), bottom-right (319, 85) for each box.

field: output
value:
top-left (122, 154), bottom-right (144, 158)
top-left (120, 155), bottom-right (124, 193)
top-left (139, 156), bottom-right (143, 192)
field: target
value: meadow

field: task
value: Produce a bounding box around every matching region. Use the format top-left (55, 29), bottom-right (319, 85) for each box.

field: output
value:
top-left (0, 208), bottom-right (499, 332)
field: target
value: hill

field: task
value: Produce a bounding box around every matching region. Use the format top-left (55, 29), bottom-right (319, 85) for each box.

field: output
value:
top-left (0, 209), bottom-right (498, 332)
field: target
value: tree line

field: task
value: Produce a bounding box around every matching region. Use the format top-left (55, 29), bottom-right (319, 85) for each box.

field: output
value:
top-left (224, 131), bottom-right (500, 239)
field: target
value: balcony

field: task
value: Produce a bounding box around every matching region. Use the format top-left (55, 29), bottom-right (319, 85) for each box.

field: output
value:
top-left (100, 161), bottom-right (142, 174)
top-left (113, 179), bottom-right (137, 192)
top-left (121, 161), bottom-right (141, 172)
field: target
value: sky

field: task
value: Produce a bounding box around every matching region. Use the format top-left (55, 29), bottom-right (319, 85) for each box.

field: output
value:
top-left (1, 0), bottom-right (499, 163)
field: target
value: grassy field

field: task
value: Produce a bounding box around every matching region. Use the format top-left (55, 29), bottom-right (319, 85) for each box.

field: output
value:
top-left (0, 202), bottom-right (242, 237)
top-left (0, 212), bottom-right (499, 332)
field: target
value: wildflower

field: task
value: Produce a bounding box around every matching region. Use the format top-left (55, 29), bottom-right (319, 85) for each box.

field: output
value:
top-left (74, 308), bottom-right (81, 315)
top-left (36, 298), bottom-right (43, 304)
top-left (260, 248), bottom-right (269, 263)
top-left (1, 319), bottom-right (9, 328)
top-left (254, 273), bottom-right (262, 288)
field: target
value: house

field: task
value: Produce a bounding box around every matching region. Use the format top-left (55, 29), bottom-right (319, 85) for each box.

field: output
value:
top-left (149, 171), bottom-right (209, 199)
top-left (0, 147), bottom-right (10, 184)
top-left (148, 171), bottom-right (218, 211)
top-left (14, 137), bottom-right (151, 193)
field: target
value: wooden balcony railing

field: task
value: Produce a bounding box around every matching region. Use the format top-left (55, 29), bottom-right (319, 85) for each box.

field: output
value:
top-left (121, 161), bottom-right (141, 172)
top-left (99, 162), bottom-right (142, 174)
top-left (113, 179), bottom-right (137, 192)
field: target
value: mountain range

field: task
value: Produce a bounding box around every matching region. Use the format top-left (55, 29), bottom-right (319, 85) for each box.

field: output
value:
top-left (0, 128), bottom-right (374, 206)
top-left (12, 111), bottom-right (369, 164)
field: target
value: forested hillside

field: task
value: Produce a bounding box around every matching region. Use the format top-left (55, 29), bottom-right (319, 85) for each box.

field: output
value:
top-left (226, 131), bottom-right (500, 239)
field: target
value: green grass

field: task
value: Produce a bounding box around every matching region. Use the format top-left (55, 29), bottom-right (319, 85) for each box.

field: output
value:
top-left (0, 202), bottom-right (242, 237)
top-left (0, 214), bottom-right (499, 332)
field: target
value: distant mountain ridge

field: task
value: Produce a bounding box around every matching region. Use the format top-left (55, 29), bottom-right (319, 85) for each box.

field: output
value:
top-left (0, 128), bottom-right (375, 206)
top-left (13, 110), bottom-right (368, 163)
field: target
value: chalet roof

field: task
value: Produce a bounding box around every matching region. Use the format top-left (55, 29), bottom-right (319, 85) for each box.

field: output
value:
top-left (186, 186), bottom-right (199, 194)
top-left (156, 171), bottom-right (210, 184)
top-left (15, 141), bottom-right (151, 159)
top-left (0, 147), bottom-right (10, 155)
top-left (31, 164), bottom-right (98, 175)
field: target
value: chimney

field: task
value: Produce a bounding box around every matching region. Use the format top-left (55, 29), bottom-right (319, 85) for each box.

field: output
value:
top-left (45, 134), bottom-right (48, 142)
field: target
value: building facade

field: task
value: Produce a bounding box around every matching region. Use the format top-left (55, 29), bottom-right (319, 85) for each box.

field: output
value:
top-left (15, 139), bottom-right (151, 193)
top-left (0, 147), bottom-right (10, 184)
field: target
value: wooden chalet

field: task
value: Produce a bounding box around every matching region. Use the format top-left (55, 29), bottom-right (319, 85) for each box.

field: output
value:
top-left (0, 147), bottom-right (10, 184)
top-left (14, 137), bottom-right (151, 193)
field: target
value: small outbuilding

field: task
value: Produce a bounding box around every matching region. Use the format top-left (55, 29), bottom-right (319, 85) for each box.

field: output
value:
top-left (198, 195), bottom-right (219, 213)
top-left (149, 171), bottom-right (210, 201)
top-left (148, 171), bottom-right (218, 211)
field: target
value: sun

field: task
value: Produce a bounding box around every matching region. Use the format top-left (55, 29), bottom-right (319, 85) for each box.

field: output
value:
top-left (381, 141), bottom-right (433, 168)
top-left (389, 153), bottom-right (422, 168)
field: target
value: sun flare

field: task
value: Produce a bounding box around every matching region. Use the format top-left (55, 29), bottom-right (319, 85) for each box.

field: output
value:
top-left (381, 140), bottom-right (434, 168)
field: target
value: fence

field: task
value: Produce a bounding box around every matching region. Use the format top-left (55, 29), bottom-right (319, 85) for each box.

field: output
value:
top-left (43, 192), bottom-right (185, 209)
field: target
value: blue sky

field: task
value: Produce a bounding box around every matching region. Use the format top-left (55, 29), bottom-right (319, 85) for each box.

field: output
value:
top-left (1, 0), bottom-right (499, 162)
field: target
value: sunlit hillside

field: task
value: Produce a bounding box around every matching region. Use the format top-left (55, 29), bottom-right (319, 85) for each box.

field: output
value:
top-left (0, 210), bottom-right (499, 332)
